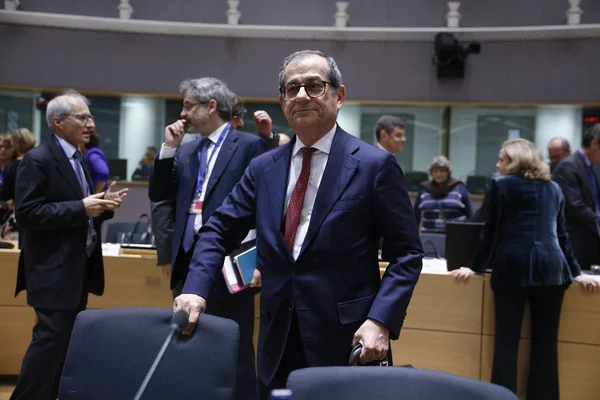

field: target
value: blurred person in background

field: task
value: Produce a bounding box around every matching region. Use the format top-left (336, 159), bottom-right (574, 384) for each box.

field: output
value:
top-left (413, 155), bottom-right (473, 232)
top-left (451, 138), bottom-right (599, 399)
top-left (131, 146), bottom-right (158, 181)
top-left (82, 130), bottom-right (109, 193)
top-left (375, 115), bottom-right (406, 155)
top-left (547, 137), bottom-right (571, 173)
top-left (0, 128), bottom-right (36, 244)
top-left (0, 133), bottom-right (15, 185)
top-left (231, 93), bottom-right (281, 149)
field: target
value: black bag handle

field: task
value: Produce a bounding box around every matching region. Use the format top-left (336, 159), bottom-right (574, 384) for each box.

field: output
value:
top-left (349, 344), bottom-right (392, 367)
top-left (349, 344), bottom-right (362, 366)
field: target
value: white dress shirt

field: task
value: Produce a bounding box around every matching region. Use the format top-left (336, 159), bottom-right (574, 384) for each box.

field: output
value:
top-left (55, 135), bottom-right (87, 194)
top-left (376, 141), bottom-right (388, 152)
top-left (160, 123), bottom-right (229, 233)
top-left (284, 124), bottom-right (337, 259)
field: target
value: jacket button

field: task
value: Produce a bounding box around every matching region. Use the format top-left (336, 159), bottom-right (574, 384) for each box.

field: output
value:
top-left (293, 267), bottom-right (300, 274)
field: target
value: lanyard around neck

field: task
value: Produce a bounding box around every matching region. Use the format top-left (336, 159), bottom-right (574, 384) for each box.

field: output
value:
top-left (196, 123), bottom-right (230, 195)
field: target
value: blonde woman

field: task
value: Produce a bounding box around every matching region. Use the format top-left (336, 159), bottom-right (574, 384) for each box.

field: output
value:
top-left (451, 138), bottom-right (599, 399)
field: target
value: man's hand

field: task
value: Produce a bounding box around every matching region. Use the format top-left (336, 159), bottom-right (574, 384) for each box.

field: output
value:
top-left (253, 111), bottom-right (273, 137)
top-left (103, 181), bottom-right (128, 207)
top-left (83, 193), bottom-right (119, 217)
top-left (160, 264), bottom-right (172, 279)
top-left (173, 294), bottom-right (207, 335)
top-left (249, 269), bottom-right (262, 288)
top-left (165, 119), bottom-right (186, 148)
top-left (352, 318), bottom-right (389, 364)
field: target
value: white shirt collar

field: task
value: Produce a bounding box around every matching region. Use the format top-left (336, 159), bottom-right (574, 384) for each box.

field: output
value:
top-left (376, 141), bottom-right (389, 153)
top-left (55, 135), bottom-right (79, 158)
top-left (292, 124), bottom-right (337, 157)
top-left (204, 123), bottom-right (229, 145)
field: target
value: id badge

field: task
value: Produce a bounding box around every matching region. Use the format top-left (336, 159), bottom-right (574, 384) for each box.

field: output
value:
top-left (189, 199), bottom-right (203, 214)
top-left (434, 219), bottom-right (445, 229)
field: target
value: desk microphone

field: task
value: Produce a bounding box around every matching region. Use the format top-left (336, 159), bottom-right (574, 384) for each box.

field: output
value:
top-left (132, 310), bottom-right (189, 400)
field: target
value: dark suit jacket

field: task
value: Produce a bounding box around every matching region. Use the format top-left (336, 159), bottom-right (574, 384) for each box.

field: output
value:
top-left (471, 174), bottom-right (581, 288)
top-left (14, 135), bottom-right (111, 310)
top-left (552, 152), bottom-right (600, 269)
top-left (150, 199), bottom-right (175, 266)
top-left (181, 126), bottom-right (423, 385)
top-left (148, 127), bottom-right (269, 291)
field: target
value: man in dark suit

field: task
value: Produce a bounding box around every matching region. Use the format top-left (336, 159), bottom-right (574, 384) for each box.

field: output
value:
top-left (552, 124), bottom-right (600, 270)
top-left (11, 90), bottom-right (127, 400)
top-left (173, 50), bottom-right (423, 400)
top-left (149, 77), bottom-right (268, 400)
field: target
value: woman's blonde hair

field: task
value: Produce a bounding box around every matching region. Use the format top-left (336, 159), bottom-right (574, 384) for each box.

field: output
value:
top-left (502, 138), bottom-right (550, 181)
top-left (11, 128), bottom-right (36, 155)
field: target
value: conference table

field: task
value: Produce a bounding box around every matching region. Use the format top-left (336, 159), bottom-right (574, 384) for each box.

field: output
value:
top-left (0, 249), bottom-right (598, 399)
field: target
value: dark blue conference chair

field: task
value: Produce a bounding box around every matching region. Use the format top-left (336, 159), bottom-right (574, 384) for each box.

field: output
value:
top-left (59, 308), bottom-right (239, 400)
top-left (287, 367), bottom-right (518, 400)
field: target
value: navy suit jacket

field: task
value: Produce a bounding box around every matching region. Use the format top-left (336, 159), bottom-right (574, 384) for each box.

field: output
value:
top-left (148, 128), bottom-right (269, 291)
top-left (552, 152), bottom-right (600, 269)
top-left (182, 126), bottom-right (423, 385)
top-left (14, 136), bottom-right (112, 309)
top-left (471, 174), bottom-right (581, 289)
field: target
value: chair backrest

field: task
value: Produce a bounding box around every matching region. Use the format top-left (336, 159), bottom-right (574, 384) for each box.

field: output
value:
top-left (420, 232), bottom-right (446, 258)
top-left (404, 171), bottom-right (429, 192)
top-left (466, 175), bottom-right (490, 195)
top-left (287, 367), bottom-right (518, 400)
top-left (104, 218), bottom-right (152, 244)
top-left (59, 308), bottom-right (239, 400)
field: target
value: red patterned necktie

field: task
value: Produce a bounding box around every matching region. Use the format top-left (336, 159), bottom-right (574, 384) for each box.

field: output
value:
top-left (285, 147), bottom-right (316, 252)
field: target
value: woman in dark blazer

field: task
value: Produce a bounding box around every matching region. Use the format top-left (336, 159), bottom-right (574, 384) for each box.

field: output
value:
top-left (451, 138), bottom-right (599, 399)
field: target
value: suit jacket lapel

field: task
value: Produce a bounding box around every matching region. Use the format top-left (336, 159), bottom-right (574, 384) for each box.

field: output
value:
top-left (265, 142), bottom-right (294, 262)
top-left (298, 128), bottom-right (359, 257)
top-left (574, 154), bottom-right (595, 205)
top-left (49, 135), bottom-right (85, 199)
top-left (204, 129), bottom-right (239, 201)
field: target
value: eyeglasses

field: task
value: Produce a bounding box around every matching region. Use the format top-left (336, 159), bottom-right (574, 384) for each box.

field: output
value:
top-left (66, 114), bottom-right (95, 123)
top-left (280, 80), bottom-right (331, 101)
top-left (0, 145), bottom-right (11, 150)
top-left (182, 101), bottom-right (207, 112)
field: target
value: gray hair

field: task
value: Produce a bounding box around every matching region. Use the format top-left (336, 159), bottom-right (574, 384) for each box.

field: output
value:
top-left (583, 123), bottom-right (600, 148)
top-left (179, 77), bottom-right (233, 121)
top-left (45, 90), bottom-right (90, 129)
top-left (375, 115), bottom-right (405, 141)
top-left (548, 136), bottom-right (571, 152)
top-left (429, 155), bottom-right (452, 173)
top-left (277, 50), bottom-right (343, 95)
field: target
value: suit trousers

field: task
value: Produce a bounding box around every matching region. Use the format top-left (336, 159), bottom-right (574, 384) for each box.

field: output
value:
top-left (11, 258), bottom-right (90, 400)
top-left (173, 246), bottom-right (258, 400)
top-left (491, 285), bottom-right (566, 400)
top-left (259, 313), bottom-right (308, 400)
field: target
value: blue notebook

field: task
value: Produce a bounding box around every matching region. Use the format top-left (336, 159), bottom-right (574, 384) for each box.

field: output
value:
top-left (233, 246), bottom-right (257, 286)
